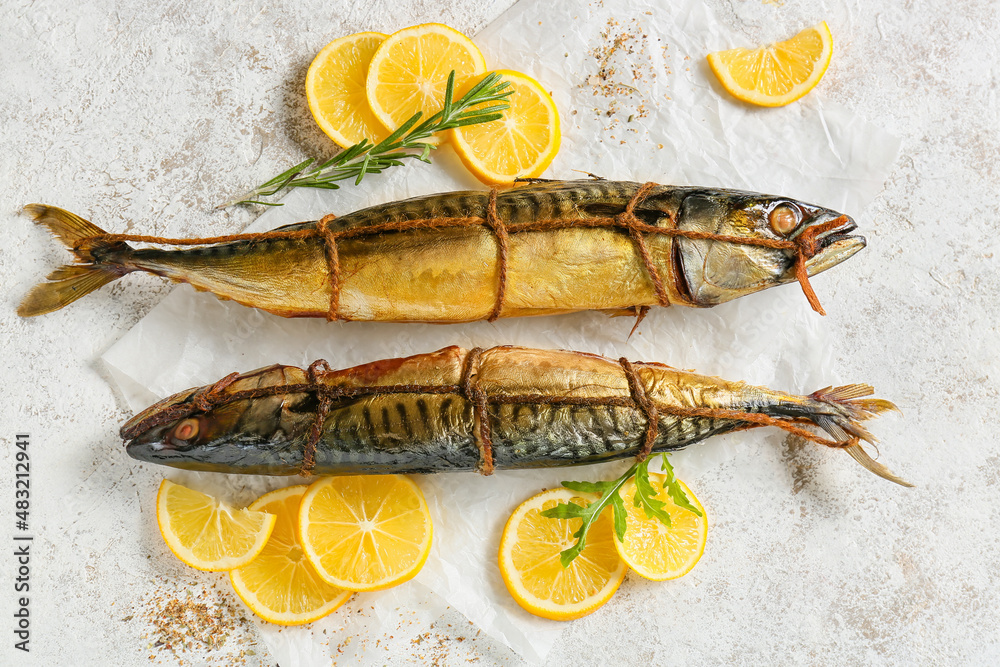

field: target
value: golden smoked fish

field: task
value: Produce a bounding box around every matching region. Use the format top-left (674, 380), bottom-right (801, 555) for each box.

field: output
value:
top-left (122, 346), bottom-right (909, 486)
top-left (20, 180), bottom-right (863, 320)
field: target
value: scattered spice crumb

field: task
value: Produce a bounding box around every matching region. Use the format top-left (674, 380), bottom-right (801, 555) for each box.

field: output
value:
top-left (140, 581), bottom-right (261, 666)
top-left (584, 16), bottom-right (674, 138)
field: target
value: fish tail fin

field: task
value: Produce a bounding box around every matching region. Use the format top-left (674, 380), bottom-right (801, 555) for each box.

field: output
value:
top-left (18, 205), bottom-right (134, 317)
top-left (843, 441), bottom-right (915, 488)
top-left (810, 384), bottom-right (900, 418)
top-left (806, 384), bottom-right (911, 487)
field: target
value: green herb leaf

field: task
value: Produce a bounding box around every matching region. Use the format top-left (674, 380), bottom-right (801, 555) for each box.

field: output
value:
top-left (218, 71), bottom-right (514, 208)
top-left (540, 461), bottom-right (639, 568)
top-left (634, 460), bottom-right (673, 527)
top-left (539, 500), bottom-right (589, 521)
top-left (561, 479), bottom-right (617, 495)
top-left (609, 491), bottom-right (628, 542)
top-left (541, 454), bottom-right (703, 568)
top-left (660, 454), bottom-right (703, 517)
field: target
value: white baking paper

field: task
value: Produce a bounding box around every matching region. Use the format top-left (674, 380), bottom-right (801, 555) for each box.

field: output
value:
top-left (102, 0), bottom-right (900, 663)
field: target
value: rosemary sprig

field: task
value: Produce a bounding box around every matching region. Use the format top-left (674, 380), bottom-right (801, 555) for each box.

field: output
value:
top-left (217, 71), bottom-right (513, 208)
top-left (540, 454), bottom-right (703, 568)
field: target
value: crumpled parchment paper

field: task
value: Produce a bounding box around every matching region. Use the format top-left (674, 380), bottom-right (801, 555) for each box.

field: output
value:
top-left (101, 0), bottom-right (900, 662)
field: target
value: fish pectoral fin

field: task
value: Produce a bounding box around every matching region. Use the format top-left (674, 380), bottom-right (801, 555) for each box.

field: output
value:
top-left (844, 441), bottom-right (914, 488)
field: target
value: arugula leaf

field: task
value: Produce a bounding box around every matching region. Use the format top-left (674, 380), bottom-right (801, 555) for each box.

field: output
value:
top-left (540, 462), bottom-right (638, 568)
top-left (633, 461), bottom-right (674, 527)
top-left (659, 454), bottom-right (704, 517)
top-left (541, 453), bottom-right (704, 568)
top-left (609, 491), bottom-right (628, 542)
top-left (561, 480), bottom-right (618, 495)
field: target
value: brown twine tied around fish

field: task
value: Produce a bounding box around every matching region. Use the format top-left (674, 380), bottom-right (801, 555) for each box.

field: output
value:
top-left (83, 181), bottom-right (843, 323)
top-left (460, 347), bottom-right (494, 474)
top-left (121, 349), bottom-right (858, 476)
top-left (301, 359), bottom-right (333, 476)
top-left (619, 357), bottom-right (659, 461)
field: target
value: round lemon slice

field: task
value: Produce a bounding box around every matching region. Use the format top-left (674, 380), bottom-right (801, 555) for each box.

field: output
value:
top-left (299, 475), bottom-right (433, 592)
top-left (452, 69), bottom-right (561, 185)
top-left (156, 479), bottom-right (276, 572)
top-left (707, 21), bottom-right (833, 107)
top-left (366, 23), bottom-right (487, 136)
top-left (613, 476), bottom-right (707, 581)
top-left (498, 488), bottom-right (626, 621)
top-left (230, 485), bottom-right (352, 626)
top-left (306, 31), bottom-right (389, 149)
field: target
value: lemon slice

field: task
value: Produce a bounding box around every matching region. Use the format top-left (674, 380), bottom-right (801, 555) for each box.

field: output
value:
top-left (299, 475), bottom-right (433, 592)
top-left (498, 488), bottom-right (626, 621)
top-left (707, 21), bottom-right (833, 107)
top-left (306, 31), bottom-right (389, 149)
top-left (366, 23), bottom-right (486, 137)
top-left (230, 485), bottom-right (352, 626)
top-left (156, 479), bottom-right (276, 572)
top-left (613, 476), bottom-right (707, 581)
top-left (452, 69), bottom-right (561, 185)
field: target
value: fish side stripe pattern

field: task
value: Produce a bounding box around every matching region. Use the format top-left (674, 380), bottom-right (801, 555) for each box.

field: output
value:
top-left (78, 183), bottom-right (846, 320)
top-left (120, 348), bottom-right (857, 477)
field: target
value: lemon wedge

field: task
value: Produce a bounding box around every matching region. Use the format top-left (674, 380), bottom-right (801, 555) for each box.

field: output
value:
top-left (156, 479), bottom-right (276, 572)
top-left (452, 69), bottom-right (561, 185)
top-left (498, 488), bottom-right (626, 621)
top-left (613, 476), bottom-right (707, 581)
top-left (298, 475), bottom-right (433, 592)
top-left (707, 22), bottom-right (833, 107)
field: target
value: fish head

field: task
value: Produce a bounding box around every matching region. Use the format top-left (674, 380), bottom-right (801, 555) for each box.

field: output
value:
top-left (121, 365), bottom-right (314, 474)
top-left (671, 189), bottom-right (864, 306)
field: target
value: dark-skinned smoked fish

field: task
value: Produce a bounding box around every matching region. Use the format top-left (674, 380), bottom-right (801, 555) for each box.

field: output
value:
top-left (122, 346), bottom-right (909, 486)
top-left (19, 180), bottom-right (863, 320)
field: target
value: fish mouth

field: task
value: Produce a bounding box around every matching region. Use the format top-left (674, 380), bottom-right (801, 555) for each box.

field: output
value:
top-left (119, 387), bottom-right (198, 441)
top-left (125, 438), bottom-right (225, 472)
top-left (126, 438), bottom-right (175, 462)
top-left (803, 215), bottom-right (866, 276)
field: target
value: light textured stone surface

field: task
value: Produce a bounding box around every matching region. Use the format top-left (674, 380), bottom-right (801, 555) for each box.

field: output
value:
top-left (0, 0), bottom-right (997, 665)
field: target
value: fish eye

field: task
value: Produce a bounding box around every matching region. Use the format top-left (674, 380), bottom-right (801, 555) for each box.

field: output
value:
top-left (171, 418), bottom-right (200, 442)
top-left (769, 204), bottom-right (800, 235)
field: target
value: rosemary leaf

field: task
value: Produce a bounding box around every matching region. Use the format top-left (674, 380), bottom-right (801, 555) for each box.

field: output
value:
top-left (220, 71), bottom-right (513, 208)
